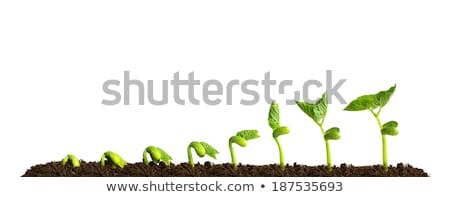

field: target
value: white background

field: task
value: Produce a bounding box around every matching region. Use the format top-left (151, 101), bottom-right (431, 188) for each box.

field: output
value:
top-left (1, 0), bottom-right (449, 196)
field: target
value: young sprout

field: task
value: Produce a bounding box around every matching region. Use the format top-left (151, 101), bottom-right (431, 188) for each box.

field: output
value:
top-left (100, 151), bottom-right (127, 168)
top-left (344, 85), bottom-right (398, 171)
top-left (187, 141), bottom-right (219, 167)
top-left (143, 146), bottom-right (173, 166)
top-left (61, 154), bottom-right (80, 168)
top-left (296, 93), bottom-right (340, 172)
top-left (268, 101), bottom-right (290, 170)
top-left (229, 130), bottom-right (260, 170)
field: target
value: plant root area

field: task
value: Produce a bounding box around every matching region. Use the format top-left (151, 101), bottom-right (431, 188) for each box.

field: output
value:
top-left (23, 162), bottom-right (428, 177)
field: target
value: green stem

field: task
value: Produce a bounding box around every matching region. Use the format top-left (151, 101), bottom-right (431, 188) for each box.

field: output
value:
top-left (100, 154), bottom-right (106, 168)
top-left (371, 109), bottom-right (388, 172)
top-left (274, 137), bottom-right (285, 171)
top-left (143, 149), bottom-right (149, 165)
top-left (319, 125), bottom-right (332, 172)
top-left (382, 134), bottom-right (388, 171)
top-left (229, 142), bottom-right (237, 170)
top-left (187, 145), bottom-right (194, 167)
top-left (325, 139), bottom-right (332, 172)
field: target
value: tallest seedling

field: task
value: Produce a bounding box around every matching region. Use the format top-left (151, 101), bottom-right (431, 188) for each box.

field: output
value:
top-left (268, 101), bottom-right (290, 170)
top-left (344, 85), bottom-right (398, 171)
top-left (296, 93), bottom-right (341, 172)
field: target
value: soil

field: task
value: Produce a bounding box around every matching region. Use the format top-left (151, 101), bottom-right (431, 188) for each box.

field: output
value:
top-left (22, 161), bottom-right (428, 177)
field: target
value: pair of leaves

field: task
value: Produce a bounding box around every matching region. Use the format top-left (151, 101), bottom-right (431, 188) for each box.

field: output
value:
top-left (296, 93), bottom-right (328, 124)
top-left (296, 93), bottom-right (341, 140)
top-left (344, 85), bottom-right (396, 111)
top-left (268, 101), bottom-right (290, 138)
top-left (101, 151), bottom-right (127, 168)
top-left (143, 146), bottom-right (173, 166)
top-left (324, 127), bottom-right (341, 140)
top-left (381, 121), bottom-right (399, 136)
top-left (61, 154), bottom-right (80, 168)
top-left (189, 141), bottom-right (219, 159)
top-left (229, 130), bottom-right (260, 147)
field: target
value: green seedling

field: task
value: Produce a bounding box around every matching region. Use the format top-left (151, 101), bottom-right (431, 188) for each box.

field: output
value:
top-left (268, 101), bottom-right (290, 170)
top-left (61, 154), bottom-right (80, 168)
top-left (187, 141), bottom-right (219, 167)
top-left (296, 93), bottom-right (340, 172)
top-left (229, 130), bottom-right (260, 170)
top-left (100, 151), bottom-right (127, 168)
top-left (344, 85), bottom-right (398, 171)
top-left (143, 146), bottom-right (173, 166)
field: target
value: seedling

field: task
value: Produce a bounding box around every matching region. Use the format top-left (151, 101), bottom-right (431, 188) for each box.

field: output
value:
top-left (344, 85), bottom-right (398, 171)
top-left (100, 151), bottom-right (127, 168)
top-left (229, 130), bottom-right (260, 170)
top-left (187, 141), bottom-right (219, 167)
top-left (268, 101), bottom-right (290, 170)
top-left (143, 146), bottom-right (173, 166)
top-left (296, 93), bottom-right (340, 172)
top-left (61, 154), bottom-right (80, 168)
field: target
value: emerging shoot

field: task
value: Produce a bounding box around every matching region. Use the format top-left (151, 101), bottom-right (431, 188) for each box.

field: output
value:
top-left (100, 151), bottom-right (127, 168)
top-left (143, 146), bottom-right (173, 166)
top-left (296, 93), bottom-right (341, 172)
top-left (268, 101), bottom-right (291, 170)
top-left (229, 130), bottom-right (260, 170)
top-left (61, 154), bottom-right (80, 168)
top-left (187, 141), bottom-right (219, 167)
top-left (344, 85), bottom-right (398, 171)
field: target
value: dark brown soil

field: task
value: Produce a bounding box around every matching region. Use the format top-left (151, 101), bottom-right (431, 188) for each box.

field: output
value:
top-left (22, 161), bottom-right (428, 177)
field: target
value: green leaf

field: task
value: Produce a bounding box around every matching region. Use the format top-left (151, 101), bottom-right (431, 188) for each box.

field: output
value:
top-left (375, 85), bottom-right (396, 108)
top-left (383, 121), bottom-right (398, 129)
top-left (344, 95), bottom-right (376, 111)
top-left (273, 126), bottom-right (290, 138)
top-left (296, 101), bottom-right (316, 121)
top-left (143, 146), bottom-right (173, 165)
top-left (190, 142), bottom-right (206, 157)
top-left (268, 101), bottom-right (280, 130)
top-left (200, 142), bottom-right (219, 159)
top-left (315, 93), bottom-right (328, 120)
top-left (156, 147), bottom-right (173, 165)
top-left (229, 136), bottom-right (247, 147)
top-left (344, 85), bottom-right (396, 111)
top-left (296, 93), bottom-right (328, 124)
top-left (236, 130), bottom-right (260, 140)
top-left (381, 127), bottom-right (399, 136)
top-left (324, 127), bottom-right (341, 140)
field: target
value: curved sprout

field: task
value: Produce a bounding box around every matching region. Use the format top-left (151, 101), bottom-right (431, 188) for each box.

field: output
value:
top-left (143, 146), bottom-right (173, 166)
top-left (61, 154), bottom-right (80, 168)
top-left (228, 130), bottom-right (259, 170)
top-left (268, 101), bottom-right (291, 170)
top-left (100, 151), bottom-right (127, 168)
top-left (187, 141), bottom-right (219, 167)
